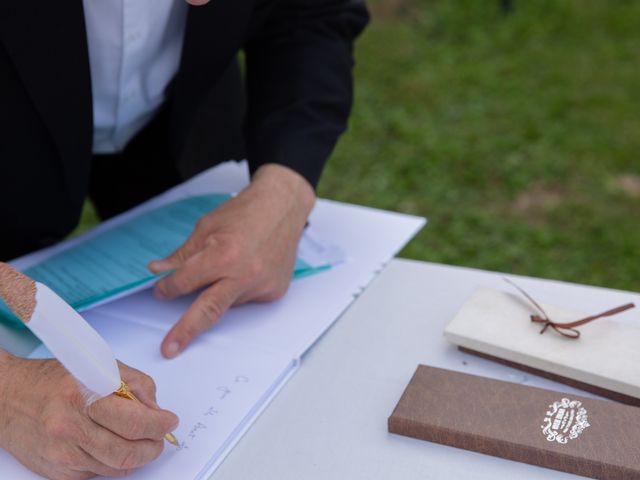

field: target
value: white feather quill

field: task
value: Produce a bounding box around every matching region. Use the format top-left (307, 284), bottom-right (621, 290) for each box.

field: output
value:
top-left (29, 282), bottom-right (122, 403)
top-left (0, 262), bottom-right (120, 403)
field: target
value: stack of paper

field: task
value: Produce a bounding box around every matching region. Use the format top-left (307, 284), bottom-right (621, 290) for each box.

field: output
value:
top-left (0, 161), bottom-right (425, 480)
top-left (0, 194), bottom-right (336, 326)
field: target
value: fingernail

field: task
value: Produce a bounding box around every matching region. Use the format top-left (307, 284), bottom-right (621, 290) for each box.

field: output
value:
top-left (165, 341), bottom-right (181, 358)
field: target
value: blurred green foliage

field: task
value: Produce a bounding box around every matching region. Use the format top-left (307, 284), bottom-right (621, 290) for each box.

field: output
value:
top-left (77, 0), bottom-right (640, 291)
top-left (318, 0), bottom-right (640, 291)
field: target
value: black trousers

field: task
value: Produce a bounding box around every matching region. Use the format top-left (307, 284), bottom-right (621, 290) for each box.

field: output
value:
top-left (89, 106), bottom-right (183, 221)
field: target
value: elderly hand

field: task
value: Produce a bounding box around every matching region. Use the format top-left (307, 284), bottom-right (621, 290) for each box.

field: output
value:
top-left (0, 351), bottom-right (178, 480)
top-left (149, 163), bottom-right (316, 358)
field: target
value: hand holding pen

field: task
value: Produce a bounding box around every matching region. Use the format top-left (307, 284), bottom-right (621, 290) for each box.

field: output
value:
top-left (0, 262), bottom-right (179, 479)
top-left (0, 354), bottom-right (178, 480)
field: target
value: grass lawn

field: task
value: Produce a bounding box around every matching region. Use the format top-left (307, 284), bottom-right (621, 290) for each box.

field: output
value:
top-left (319, 0), bottom-right (640, 291)
top-left (78, 0), bottom-right (640, 291)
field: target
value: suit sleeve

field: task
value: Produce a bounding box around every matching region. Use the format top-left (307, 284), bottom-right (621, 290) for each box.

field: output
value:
top-left (244, 0), bottom-right (369, 188)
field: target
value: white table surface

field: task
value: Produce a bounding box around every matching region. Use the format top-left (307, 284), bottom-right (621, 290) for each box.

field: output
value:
top-left (211, 258), bottom-right (640, 480)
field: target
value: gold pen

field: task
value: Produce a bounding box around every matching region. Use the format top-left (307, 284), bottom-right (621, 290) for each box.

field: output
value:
top-left (115, 382), bottom-right (179, 446)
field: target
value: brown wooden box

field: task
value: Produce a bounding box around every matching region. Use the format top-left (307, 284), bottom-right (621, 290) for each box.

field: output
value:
top-left (389, 365), bottom-right (640, 480)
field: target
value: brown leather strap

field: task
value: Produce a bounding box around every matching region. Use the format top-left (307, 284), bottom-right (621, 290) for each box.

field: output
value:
top-left (504, 278), bottom-right (636, 339)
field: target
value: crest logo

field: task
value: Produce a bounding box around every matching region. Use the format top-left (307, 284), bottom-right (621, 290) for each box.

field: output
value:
top-left (541, 398), bottom-right (590, 444)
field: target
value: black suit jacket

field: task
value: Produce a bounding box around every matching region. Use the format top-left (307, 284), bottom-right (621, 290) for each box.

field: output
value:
top-left (0, 1), bottom-right (368, 260)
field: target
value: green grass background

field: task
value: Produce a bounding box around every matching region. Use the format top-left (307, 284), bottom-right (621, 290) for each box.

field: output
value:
top-left (78, 0), bottom-right (640, 291)
top-left (320, 0), bottom-right (640, 291)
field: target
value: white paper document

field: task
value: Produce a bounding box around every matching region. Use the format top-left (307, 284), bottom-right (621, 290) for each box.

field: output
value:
top-left (0, 161), bottom-right (425, 480)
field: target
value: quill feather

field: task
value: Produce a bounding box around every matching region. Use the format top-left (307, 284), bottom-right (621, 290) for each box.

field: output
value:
top-left (0, 262), bottom-right (120, 403)
top-left (29, 282), bottom-right (121, 402)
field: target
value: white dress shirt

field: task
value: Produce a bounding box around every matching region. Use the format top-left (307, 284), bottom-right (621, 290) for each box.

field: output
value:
top-left (83, 0), bottom-right (188, 154)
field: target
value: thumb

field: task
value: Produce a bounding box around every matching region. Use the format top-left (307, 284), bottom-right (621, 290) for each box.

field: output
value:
top-left (161, 279), bottom-right (239, 358)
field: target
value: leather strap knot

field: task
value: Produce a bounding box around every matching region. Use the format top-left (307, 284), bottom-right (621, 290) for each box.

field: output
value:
top-left (504, 278), bottom-right (635, 339)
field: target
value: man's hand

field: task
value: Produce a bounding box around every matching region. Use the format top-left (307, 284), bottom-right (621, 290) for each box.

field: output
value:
top-left (0, 351), bottom-right (178, 480)
top-left (149, 164), bottom-right (316, 358)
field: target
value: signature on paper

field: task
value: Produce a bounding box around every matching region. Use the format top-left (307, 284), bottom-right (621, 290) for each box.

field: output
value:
top-left (175, 374), bottom-right (251, 451)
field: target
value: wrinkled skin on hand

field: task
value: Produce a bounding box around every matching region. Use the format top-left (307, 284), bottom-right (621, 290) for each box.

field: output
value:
top-left (150, 164), bottom-right (316, 359)
top-left (0, 351), bottom-right (178, 480)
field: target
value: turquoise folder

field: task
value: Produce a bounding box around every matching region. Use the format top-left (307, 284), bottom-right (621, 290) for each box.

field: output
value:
top-left (1, 195), bottom-right (328, 327)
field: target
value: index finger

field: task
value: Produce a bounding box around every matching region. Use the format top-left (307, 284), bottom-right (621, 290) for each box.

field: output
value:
top-left (161, 278), bottom-right (239, 358)
top-left (88, 395), bottom-right (179, 441)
